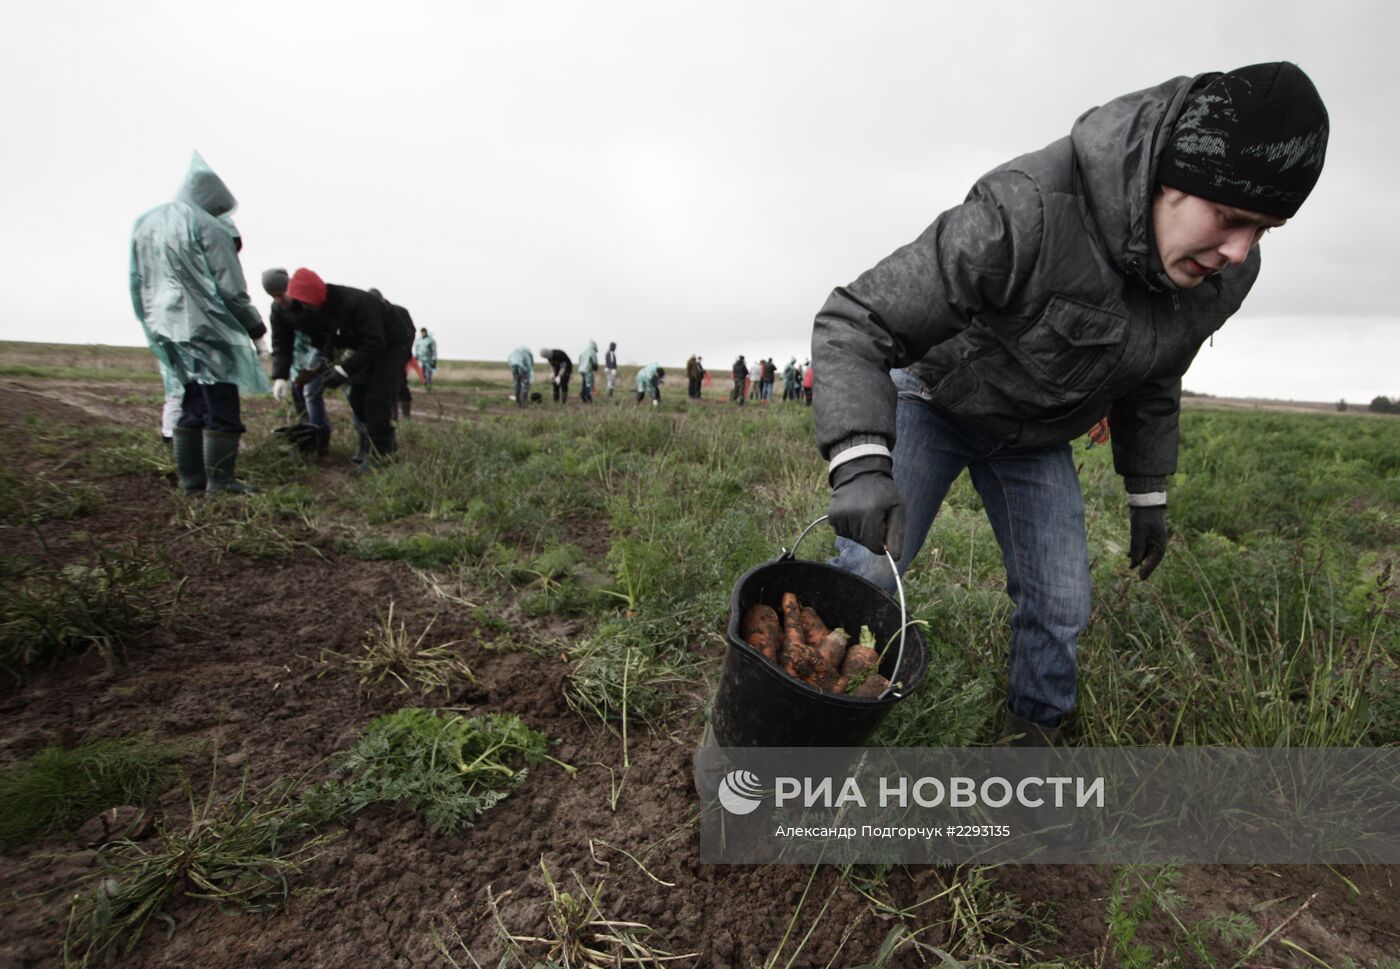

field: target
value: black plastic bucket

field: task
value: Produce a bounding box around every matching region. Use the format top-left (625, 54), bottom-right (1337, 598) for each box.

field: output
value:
top-left (708, 544), bottom-right (929, 749)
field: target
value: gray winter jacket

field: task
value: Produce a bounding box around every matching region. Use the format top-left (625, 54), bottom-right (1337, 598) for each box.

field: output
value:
top-left (811, 75), bottom-right (1260, 491)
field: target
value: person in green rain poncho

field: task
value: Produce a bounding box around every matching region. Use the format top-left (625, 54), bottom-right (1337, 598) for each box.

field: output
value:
top-left (578, 339), bottom-right (599, 403)
top-left (635, 363), bottom-right (665, 406)
top-left (130, 152), bottom-right (268, 494)
top-left (507, 346), bottom-right (534, 408)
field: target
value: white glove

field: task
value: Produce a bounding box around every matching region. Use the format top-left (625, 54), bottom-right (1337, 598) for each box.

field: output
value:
top-left (272, 378), bottom-right (291, 403)
top-left (255, 337), bottom-right (270, 357)
top-left (554, 374), bottom-right (561, 385)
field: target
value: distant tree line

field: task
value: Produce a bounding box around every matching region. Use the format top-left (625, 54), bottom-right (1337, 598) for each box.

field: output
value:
top-left (1367, 396), bottom-right (1400, 414)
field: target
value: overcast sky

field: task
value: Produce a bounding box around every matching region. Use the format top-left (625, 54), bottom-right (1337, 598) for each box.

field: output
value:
top-left (3, 0), bottom-right (1397, 401)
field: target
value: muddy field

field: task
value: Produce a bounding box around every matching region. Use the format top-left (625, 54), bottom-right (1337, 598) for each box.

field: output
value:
top-left (1, 372), bottom-right (1397, 968)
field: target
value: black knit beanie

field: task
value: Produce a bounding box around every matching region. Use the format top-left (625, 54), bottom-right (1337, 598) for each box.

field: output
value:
top-left (1158, 62), bottom-right (1329, 219)
top-left (261, 267), bottom-right (289, 297)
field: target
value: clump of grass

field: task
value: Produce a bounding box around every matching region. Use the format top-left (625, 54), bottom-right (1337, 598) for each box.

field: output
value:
top-left (173, 489), bottom-right (321, 560)
top-left (301, 708), bottom-right (560, 834)
top-left (437, 858), bottom-right (695, 968)
top-left (0, 546), bottom-right (178, 679)
top-left (347, 529), bottom-right (489, 567)
top-left (566, 611), bottom-right (707, 730)
top-left (504, 543), bottom-right (604, 618)
top-left (0, 735), bottom-right (183, 846)
top-left (0, 468), bottom-right (104, 525)
top-left (847, 864), bottom-right (1055, 966)
top-left (62, 764), bottom-right (335, 969)
top-left (322, 602), bottom-right (472, 695)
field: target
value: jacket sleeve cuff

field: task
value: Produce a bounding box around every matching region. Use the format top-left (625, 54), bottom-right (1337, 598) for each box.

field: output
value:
top-left (1123, 475), bottom-right (1167, 494)
top-left (827, 434), bottom-right (891, 472)
top-left (830, 454), bottom-right (893, 489)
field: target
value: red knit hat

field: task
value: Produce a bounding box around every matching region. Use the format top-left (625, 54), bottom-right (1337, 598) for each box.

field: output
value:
top-left (286, 268), bottom-right (328, 308)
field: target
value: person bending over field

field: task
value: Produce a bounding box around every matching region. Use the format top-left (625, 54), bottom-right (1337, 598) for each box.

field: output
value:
top-left (813, 63), bottom-right (1329, 745)
top-left (635, 363), bottom-right (665, 406)
top-left (270, 269), bottom-right (413, 472)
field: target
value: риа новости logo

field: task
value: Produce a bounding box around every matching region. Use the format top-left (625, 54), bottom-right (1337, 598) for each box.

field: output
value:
top-left (717, 770), bottom-right (764, 815)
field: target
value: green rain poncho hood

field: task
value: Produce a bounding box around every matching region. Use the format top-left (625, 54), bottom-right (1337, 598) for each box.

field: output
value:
top-left (130, 152), bottom-right (268, 393)
top-left (579, 339), bottom-right (599, 371)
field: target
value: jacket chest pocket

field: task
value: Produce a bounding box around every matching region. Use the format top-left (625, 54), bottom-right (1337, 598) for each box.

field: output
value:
top-left (1015, 295), bottom-right (1127, 389)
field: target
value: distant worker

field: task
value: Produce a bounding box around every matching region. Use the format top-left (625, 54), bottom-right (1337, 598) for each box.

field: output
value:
top-left (415, 327), bottom-right (438, 388)
top-left (272, 269), bottom-right (413, 471)
top-left (802, 360), bottom-right (813, 406)
top-left (761, 358), bottom-right (776, 402)
top-left (130, 151), bottom-right (268, 494)
top-left (604, 341), bottom-right (618, 398)
top-left (783, 357), bottom-right (799, 402)
top-left (540, 347), bottom-right (573, 403)
top-left (507, 345), bottom-right (534, 407)
top-left (579, 339), bottom-right (599, 403)
top-left (731, 355), bottom-right (748, 406)
top-left (635, 364), bottom-right (665, 406)
top-left (686, 354), bottom-right (703, 399)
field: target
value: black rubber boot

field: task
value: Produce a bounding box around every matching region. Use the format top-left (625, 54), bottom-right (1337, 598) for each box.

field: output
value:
top-left (203, 430), bottom-right (255, 494)
top-left (171, 427), bottom-right (206, 494)
top-left (1002, 708), bottom-right (1061, 747)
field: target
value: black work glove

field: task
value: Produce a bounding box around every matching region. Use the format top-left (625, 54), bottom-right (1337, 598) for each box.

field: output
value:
top-left (246, 321), bottom-right (268, 341)
top-left (1128, 504), bottom-right (1168, 580)
top-left (828, 455), bottom-right (906, 560)
top-left (321, 365), bottom-right (349, 391)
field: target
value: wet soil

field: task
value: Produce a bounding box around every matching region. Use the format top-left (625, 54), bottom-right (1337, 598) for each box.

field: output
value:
top-left (1, 380), bottom-right (1396, 968)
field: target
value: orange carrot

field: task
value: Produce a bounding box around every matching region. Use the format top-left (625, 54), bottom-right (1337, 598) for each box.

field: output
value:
top-left (840, 643), bottom-right (879, 679)
top-left (742, 604), bottom-right (782, 661)
top-left (799, 606), bottom-right (830, 649)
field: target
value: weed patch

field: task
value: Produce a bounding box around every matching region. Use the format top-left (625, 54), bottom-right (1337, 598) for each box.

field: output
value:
top-left (321, 602), bottom-right (472, 695)
top-left (301, 708), bottom-right (557, 833)
top-left (173, 487), bottom-right (322, 560)
top-left (63, 765), bottom-right (335, 969)
top-left (437, 859), bottom-right (695, 968)
top-left (0, 545), bottom-right (178, 679)
top-left (0, 468), bottom-right (105, 524)
top-left (0, 735), bottom-right (183, 846)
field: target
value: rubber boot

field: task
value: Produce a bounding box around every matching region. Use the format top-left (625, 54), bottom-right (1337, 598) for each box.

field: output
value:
top-left (171, 427), bottom-right (206, 495)
top-left (314, 426), bottom-right (331, 457)
top-left (203, 430), bottom-right (255, 494)
top-left (351, 430), bottom-right (370, 465)
top-left (1002, 708), bottom-right (1061, 747)
top-left (400, 397), bottom-right (412, 421)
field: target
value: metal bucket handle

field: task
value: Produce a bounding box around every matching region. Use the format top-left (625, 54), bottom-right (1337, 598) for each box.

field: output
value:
top-left (779, 515), bottom-right (908, 701)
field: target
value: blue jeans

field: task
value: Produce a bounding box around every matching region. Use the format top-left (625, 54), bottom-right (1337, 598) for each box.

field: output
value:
top-left (512, 367), bottom-right (531, 407)
top-left (832, 369), bottom-right (1091, 727)
top-left (303, 352), bottom-right (330, 431)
